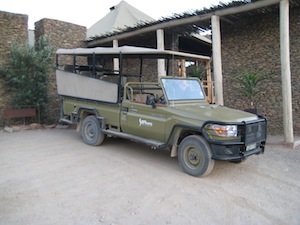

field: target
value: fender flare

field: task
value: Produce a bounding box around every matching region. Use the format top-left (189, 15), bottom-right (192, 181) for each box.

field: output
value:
top-left (165, 124), bottom-right (203, 157)
top-left (76, 107), bottom-right (106, 132)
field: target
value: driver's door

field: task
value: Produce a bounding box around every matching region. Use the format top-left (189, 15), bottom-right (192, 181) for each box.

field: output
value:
top-left (121, 100), bottom-right (167, 142)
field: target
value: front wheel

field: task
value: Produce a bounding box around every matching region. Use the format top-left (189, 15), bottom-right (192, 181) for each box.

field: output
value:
top-left (178, 135), bottom-right (215, 177)
top-left (81, 115), bottom-right (104, 146)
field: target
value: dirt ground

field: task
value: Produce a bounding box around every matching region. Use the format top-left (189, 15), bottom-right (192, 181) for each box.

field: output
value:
top-left (0, 128), bottom-right (299, 225)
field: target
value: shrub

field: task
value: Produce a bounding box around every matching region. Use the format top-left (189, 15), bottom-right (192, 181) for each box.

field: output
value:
top-left (0, 36), bottom-right (54, 122)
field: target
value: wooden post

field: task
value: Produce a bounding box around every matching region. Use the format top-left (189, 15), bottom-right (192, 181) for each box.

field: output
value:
top-left (156, 29), bottom-right (166, 76)
top-left (280, 0), bottom-right (294, 143)
top-left (113, 39), bottom-right (119, 72)
top-left (211, 15), bottom-right (224, 105)
top-left (206, 60), bottom-right (213, 103)
top-left (180, 59), bottom-right (186, 77)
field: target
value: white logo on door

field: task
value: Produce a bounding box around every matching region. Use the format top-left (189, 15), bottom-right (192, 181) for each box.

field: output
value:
top-left (139, 118), bottom-right (153, 127)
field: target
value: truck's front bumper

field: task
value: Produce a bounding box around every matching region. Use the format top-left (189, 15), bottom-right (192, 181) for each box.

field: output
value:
top-left (202, 117), bottom-right (267, 161)
top-left (210, 141), bottom-right (265, 161)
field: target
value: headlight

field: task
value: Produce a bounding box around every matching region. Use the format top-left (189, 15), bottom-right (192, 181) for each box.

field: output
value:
top-left (211, 124), bottom-right (238, 137)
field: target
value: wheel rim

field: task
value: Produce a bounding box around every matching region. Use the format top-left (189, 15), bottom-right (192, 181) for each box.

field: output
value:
top-left (85, 123), bottom-right (96, 141)
top-left (184, 146), bottom-right (202, 169)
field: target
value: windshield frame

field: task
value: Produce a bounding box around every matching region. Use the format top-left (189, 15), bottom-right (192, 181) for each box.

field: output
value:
top-left (160, 77), bottom-right (206, 102)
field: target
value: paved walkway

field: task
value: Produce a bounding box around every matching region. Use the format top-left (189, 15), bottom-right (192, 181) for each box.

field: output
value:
top-left (267, 135), bottom-right (300, 149)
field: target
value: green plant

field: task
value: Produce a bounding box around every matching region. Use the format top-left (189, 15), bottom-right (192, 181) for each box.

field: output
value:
top-left (0, 36), bottom-right (54, 122)
top-left (235, 70), bottom-right (267, 109)
top-left (187, 62), bottom-right (206, 80)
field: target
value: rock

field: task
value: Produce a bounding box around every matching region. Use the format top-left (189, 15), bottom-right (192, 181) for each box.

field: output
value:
top-left (12, 126), bottom-right (21, 132)
top-left (55, 124), bottom-right (69, 129)
top-left (20, 125), bottom-right (31, 131)
top-left (44, 124), bottom-right (56, 129)
top-left (4, 127), bottom-right (13, 133)
top-left (29, 123), bottom-right (42, 130)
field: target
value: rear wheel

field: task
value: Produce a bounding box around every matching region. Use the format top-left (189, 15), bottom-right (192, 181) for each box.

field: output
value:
top-left (81, 115), bottom-right (104, 146)
top-left (178, 135), bottom-right (215, 177)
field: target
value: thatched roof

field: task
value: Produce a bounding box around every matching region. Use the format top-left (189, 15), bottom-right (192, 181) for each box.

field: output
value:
top-left (86, 0), bottom-right (300, 43)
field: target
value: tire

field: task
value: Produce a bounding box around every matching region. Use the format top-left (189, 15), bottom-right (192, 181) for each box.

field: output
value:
top-left (178, 135), bottom-right (215, 177)
top-left (81, 115), bottom-right (104, 146)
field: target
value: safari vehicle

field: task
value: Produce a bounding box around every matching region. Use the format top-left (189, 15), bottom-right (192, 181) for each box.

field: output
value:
top-left (55, 46), bottom-right (267, 177)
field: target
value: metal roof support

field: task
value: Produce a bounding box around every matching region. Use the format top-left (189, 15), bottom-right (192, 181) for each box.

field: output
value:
top-left (157, 29), bottom-right (166, 76)
top-left (211, 15), bottom-right (224, 106)
top-left (280, 0), bottom-right (294, 144)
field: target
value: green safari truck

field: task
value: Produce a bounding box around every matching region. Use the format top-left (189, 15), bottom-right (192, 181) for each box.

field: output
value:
top-left (56, 46), bottom-right (267, 177)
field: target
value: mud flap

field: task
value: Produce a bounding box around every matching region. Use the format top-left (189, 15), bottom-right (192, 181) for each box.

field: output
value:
top-left (171, 144), bottom-right (178, 157)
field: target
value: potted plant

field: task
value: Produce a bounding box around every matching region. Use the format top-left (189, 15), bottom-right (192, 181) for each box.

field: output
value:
top-left (235, 70), bottom-right (267, 116)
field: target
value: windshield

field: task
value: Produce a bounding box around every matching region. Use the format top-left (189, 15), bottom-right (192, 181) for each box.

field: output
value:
top-left (161, 78), bottom-right (205, 101)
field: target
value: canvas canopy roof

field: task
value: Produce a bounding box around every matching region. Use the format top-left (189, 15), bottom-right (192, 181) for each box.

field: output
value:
top-left (86, 0), bottom-right (155, 39)
top-left (56, 46), bottom-right (210, 61)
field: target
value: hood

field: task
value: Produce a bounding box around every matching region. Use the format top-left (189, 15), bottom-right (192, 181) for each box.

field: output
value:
top-left (167, 103), bottom-right (258, 123)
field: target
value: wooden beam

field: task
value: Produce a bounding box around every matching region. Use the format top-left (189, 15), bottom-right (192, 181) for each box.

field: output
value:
top-left (87, 0), bottom-right (281, 47)
top-left (280, 0), bottom-right (294, 143)
top-left (215, 0), bottom-right (281, 16)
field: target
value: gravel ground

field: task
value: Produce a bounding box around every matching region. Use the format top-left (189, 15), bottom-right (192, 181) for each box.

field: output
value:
top-left (0, 128), bottom-right (299, 225)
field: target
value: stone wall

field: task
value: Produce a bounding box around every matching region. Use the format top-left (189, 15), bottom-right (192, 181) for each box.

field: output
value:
top-left (35, 19), bottom-right (87, 122)
top-left (0, 11), bottom-right (28, 109)
top-left (0, 11), bottom-right (28, 65)
top-left (35, 19), bottom-right (86, 50)
top-left (0, 14), bottom-right (86, 124)
top-left (290, 7), bottom-right (300, 134)
top-left (221, 7), bottom-right (300, 135)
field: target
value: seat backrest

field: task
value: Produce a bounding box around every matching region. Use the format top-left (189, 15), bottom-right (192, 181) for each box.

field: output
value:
top-left (133, 94), bottom-right (149, 103)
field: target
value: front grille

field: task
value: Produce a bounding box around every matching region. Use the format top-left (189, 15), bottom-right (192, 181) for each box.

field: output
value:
top-left (244, 121), bottom-right (267, 145)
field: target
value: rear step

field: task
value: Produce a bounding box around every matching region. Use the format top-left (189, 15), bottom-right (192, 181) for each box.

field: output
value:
top-left (103, 130), bottom-right (166, 149)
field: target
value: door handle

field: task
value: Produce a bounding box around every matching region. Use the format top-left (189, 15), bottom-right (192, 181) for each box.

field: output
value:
top-left (121, 107), bottom-right (128, 114)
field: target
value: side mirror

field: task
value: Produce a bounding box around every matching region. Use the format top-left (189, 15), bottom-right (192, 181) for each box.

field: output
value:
top-left (146, 95), bottom-right (156, 109)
